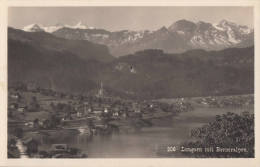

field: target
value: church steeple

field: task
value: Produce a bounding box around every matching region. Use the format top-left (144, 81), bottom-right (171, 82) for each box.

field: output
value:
top-left (97, 81), bottom-right (104, 97)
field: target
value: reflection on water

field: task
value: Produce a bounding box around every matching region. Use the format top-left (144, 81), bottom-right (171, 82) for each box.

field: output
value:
top-left (40, 107), bottom-right (249, 158)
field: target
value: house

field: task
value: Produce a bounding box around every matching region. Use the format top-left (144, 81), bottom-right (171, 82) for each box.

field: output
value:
top-left (9, 93), bottom-right (21, 100)
top-left (95, 123), bottom-right (107, 129)
top-left (77, 111), bottom-right (82, 118)
top-left (112, 111), bottom-right (119, 117)
top-left (134, 108), bottom-right (141, 113)
top-left (25, 122), bottom-right (34, 128)
top-left (104, 107), bottom-right (109, 113)
top-left (92, 107), bottom-right (104, 115)
top-left (93, 110), bottom-right (103, 115)
top-left (9, 103), bottom-right (18, 109)
top-left (17, 105), bottom-right (27, 113)
top-left (87, 107), bottom-right (92, 113)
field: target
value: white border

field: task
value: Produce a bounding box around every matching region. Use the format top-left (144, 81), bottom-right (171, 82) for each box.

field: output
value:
top-left (1, 0), bottom-right (259, 167)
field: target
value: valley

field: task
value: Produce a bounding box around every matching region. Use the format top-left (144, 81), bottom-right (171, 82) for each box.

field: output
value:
top-left (7, 84), bottom-right (253, 158)
top-left (7, 17), bottom-right (255, 158)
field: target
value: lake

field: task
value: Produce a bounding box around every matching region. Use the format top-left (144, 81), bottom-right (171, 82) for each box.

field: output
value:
top-left (40, 107), bottom-right (252, 158)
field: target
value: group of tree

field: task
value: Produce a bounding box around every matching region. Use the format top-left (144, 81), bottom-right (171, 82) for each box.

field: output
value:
top-left (50, 102), bottom-right (74, 113)
top-left (28, 96), bottom-right (40, 112)
top-left (34, 114), bottom-right (61, 129)
top-left (180, 111), bottom-right (254, 158)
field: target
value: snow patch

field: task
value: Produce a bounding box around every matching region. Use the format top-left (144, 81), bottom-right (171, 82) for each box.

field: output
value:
top-left (226, 27), bottom-right (240, 44)
top-left (22, 24), bottom-right (43, 32)
top-left (23, 21), bottom-right (92, 33)
top-left (213, 23), bottom-right (225, 31)
top-left (42, 25), bottom-right (64, 33)
top-left (91, 34), bottom-right (109, 38)
top-left (239, 27), bottom-right (252, 34)
top-left (65, 21), bottom-right (87, 29)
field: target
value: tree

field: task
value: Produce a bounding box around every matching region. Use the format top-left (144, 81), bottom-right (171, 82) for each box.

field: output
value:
top-left (8, 111), bottom-right (13, 118)
top-left (26, 139), bottom-right (39, 156)
top-left (87, 119), bottom-right (94, 128)
top-left (8, 138), bottom-right (17, 148)
top-left (50, 102), bottom-right (55, 110)
top-left (181, 111), bottom-right (254, 158)
top-left (13, 128), bottom-right (23, 138)
top-left (42, 119), bottom-right (51, 129)
top-left (28, 96), bottom-right (40, 112)
top-left (33, 118), bottom-right (40, 129)
top-left (49, 114), bottom-right (61, 128)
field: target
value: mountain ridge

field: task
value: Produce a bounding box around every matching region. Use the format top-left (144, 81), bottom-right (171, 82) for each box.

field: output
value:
top-left (9, 27), bottom-right (114, 63)
top-left (9, 25), bottom-right (254, 99)
top-left (21, 19), bottom-right (253, 57)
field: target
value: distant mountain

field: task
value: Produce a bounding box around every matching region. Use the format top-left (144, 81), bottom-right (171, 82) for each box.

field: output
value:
top-left (22, 21), bottom-right (94, 33)
top-left (8, 27), bottom-right (113, 93)
top-left (23, 24), bottom-right (45, 32)
top-left (9, 27), bottom-right (254, 99)
top-left (38, 19), bottom-right (255, 57)
top-left (9, 27), bottom-right (113, 62)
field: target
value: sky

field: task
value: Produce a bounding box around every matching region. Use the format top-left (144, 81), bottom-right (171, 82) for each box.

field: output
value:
top-left (8, 7), bottom-right (254, 31)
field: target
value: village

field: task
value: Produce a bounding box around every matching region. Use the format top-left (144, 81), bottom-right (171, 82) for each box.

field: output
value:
top-left (8, 82), bottom-right (254, 158)
top-left (8, 82), bottom-right (195, 158)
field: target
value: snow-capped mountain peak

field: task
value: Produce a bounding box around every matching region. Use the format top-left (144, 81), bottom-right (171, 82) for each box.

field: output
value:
top-left (22, 23), bottom-right (62, 33)
top-left (21, 19), bottom-right (253, 57)
top-left (218, 19), bottom-right (233, 26)
top-left (43, 25), bottom-right (64, 33)
top-left (213, 23), bottom-right (225, 31)
top-left (64, 21), bottom-right (88, 29)
top-left (75, 21), bottom-right (87, 29)
top-left (22, 21), bottom-right (91, 33)
top-left (216, 19), bottom-right (253, 34)
top-left (22, 23), bottom-right (44, 32)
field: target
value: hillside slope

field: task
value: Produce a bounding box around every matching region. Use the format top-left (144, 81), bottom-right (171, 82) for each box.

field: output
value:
top-left (8, 28), bottom-right (114, 93)
top-left (8, 28), bottom-right (254, 99)
top-left (99, 47), bottom-right (254, 99)
top-left (51, 19), bottom-right (253, 57)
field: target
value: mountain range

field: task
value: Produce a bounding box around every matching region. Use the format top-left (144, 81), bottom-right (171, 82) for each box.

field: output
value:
top-left (22, 19), bottom-right (254, 57)
top-left (8, 26), bottom-right (254, 99)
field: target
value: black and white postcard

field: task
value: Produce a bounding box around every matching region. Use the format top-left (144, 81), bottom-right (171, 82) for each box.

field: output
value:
top-left (1, 0), bottom-right (260, 167)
